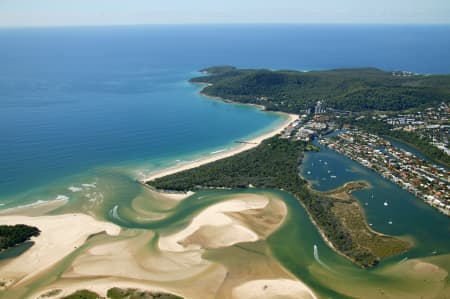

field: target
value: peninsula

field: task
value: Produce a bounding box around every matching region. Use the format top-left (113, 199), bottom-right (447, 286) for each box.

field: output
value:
top-left (146, 66), bottom-right (437, 267)
top-left (148, 136), bottom-right (410, 267)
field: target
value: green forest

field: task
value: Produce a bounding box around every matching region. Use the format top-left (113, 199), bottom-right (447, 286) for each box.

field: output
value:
top-left (0, 224), bottom-right (40, 251)
top-left (149, 137), bottom-right (404, 267)
top-left (191, 66), bottom-right (450, 112)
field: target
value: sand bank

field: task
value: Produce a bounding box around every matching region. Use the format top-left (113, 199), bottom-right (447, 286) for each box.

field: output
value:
top-left (33, 279), bottom-right (185, 299)
top-left (28, 193), bottom-right (307, 299)
top-left (140, 113), bottom-right (298, 183)
top-left (158, 194), bottom-right (270, 252)
top-left (232, 279), bottom-right (318, 299)
top-left (0, 214), bottom-right (120, 287)
top-left (0, 198), bottom-right (68, 216)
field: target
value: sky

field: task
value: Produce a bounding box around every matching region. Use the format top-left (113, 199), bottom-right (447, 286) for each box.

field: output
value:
top-left (0, 0), bottom-right (449, 27)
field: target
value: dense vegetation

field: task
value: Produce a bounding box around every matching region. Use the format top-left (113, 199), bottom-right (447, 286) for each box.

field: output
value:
top-left (149, 137), bottom-right (406, 267)
top-left (342, 116), bottom-right (450, 167)
top-left (61, 288), bottom-right (183, 299)
top-left (107, 288), bottom-right (183, 299)
top-left (62, 290), bottom-right (101, 299)
top-left (191, 66), bottom-right (450, 112)
top-left (0, 224), bottom-right (40, 251)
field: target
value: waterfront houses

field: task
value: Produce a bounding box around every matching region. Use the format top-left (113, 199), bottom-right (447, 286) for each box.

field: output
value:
top-left (320, 129), bottom-right (450, 216)
top-left (378, 102), bottom-right (449, 155)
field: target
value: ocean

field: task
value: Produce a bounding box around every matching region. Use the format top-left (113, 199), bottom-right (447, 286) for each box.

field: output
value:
top-left (1, 24), bottom-right (450, 203)
top-left (1, 25), bottom-right (450, 299)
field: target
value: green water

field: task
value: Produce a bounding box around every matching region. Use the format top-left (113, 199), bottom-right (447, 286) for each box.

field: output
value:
top-left (2, 140), bottom-right (449, 298)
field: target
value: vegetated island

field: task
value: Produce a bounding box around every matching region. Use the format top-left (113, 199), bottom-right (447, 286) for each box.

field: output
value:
top-left (0, 224), bottom-right (40, 252)
top-left (148, 136), bottom-right (410, 268)
top-left (56, 287), bottom-right (182, 299)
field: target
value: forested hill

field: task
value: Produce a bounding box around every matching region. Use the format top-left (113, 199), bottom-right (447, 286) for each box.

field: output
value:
top-left (190, 66), bottom-right (450, 112)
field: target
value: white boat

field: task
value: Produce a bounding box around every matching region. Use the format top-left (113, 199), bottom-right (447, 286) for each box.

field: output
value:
top-left (384, 202), bottom-right (389, 206)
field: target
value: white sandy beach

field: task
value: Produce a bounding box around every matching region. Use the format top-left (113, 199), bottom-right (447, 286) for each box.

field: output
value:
top-left (158, 195), bottom-right (270, 252)
top-left (0, 214), bottom-right (120, 287)
top-left (232, 279), bottom-right (318, 299)
top-left (24, 193), bottom-right (318, 299)
top-left (141, 112), bottom-right (298, 183)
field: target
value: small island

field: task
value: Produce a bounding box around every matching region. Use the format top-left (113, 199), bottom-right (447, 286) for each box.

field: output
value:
top-left (0, 224), bottom-right (40, 252)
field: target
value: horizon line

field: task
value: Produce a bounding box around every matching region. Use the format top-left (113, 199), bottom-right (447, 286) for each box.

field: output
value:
top-left (1, 22), bottom-right (450, 29)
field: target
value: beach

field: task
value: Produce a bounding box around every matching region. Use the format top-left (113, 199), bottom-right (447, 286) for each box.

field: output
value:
top-left (140, 112), bottom-right (298, 183)
top-left (17, 193), bottom-right (319, 299)
top-left (0, 214), bottom-right (120, 289)
top-left (0, 110), bottom-right (312, 299)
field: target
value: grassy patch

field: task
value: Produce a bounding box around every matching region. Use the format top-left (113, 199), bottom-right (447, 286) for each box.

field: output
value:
top-left (332, 200), bottom-right (411, 262)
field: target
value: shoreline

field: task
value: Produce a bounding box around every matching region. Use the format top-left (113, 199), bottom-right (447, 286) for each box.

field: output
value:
top-left (0, 214), bottom-right (120, 288)
top-left (140, 111), bottom-right (298, 184)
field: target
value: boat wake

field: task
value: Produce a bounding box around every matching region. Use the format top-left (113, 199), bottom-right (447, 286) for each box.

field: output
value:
top-left (398, 257), bottom-right (408, 264)
top-left (110, 205), bottom-right (124, 222)
top-left (313, 244), bottom-right (333, 271)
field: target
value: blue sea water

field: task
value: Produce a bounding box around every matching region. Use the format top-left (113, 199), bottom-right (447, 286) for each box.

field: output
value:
top-left (1, 24), bottom-right (450, 204)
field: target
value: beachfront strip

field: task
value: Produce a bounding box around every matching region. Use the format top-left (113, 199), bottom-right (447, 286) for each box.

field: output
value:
top-left (319, 129), bottom-right (450, 216)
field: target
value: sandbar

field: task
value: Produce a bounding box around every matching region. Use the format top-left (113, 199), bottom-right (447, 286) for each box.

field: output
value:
top-left (0, 213), bottom-right (120, 287)
top-left (159, 194), bottom-right (270, 252)
top-left (232, 279), bottom-right (318, 299)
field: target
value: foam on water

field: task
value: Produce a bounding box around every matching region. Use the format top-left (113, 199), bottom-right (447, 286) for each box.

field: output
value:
top-left (68, 186), bottom-right (83, 192)
top-left (55, 195), bottom-right (69, 201)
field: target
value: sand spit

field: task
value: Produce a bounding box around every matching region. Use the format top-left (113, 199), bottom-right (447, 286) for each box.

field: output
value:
top-left (232, 279), bottom-right (318, 299)
top-left (0, 214), bottom-right (120, 287)
top-left (159, 195), bottom-right (270, 252)
top-left (140, 113), bottom-right (298, 183)
top-left (0, 199), bottom-right (68, 216)
top-left (158, 190), bottom-right (195, 201)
